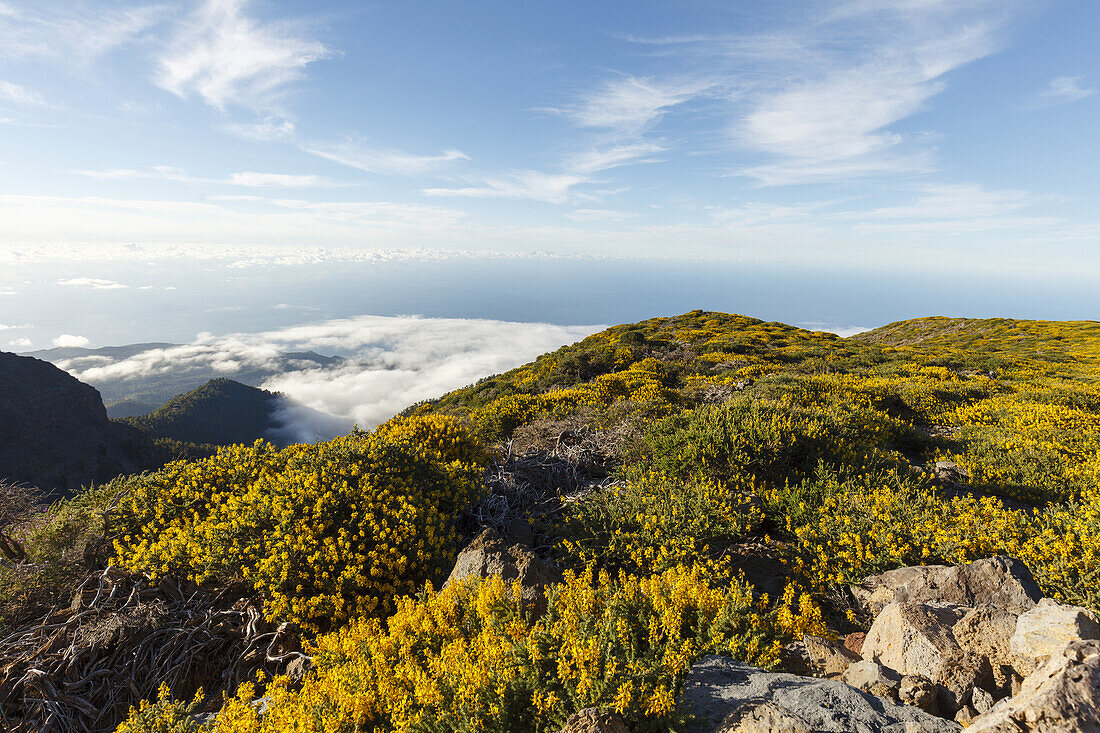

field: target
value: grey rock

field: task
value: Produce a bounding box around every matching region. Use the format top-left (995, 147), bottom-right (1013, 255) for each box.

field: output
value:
top-left (954, 705), bottom-right (977, 725)
top-left (681, 655), bottom-right (960, 733)
top-left (841, 660), bottom-right (901, 697)
top-left (556, 707), bottom-right (630, 733)
top-left (951, 606), bottom-right (1019, 695)
top-left (968, 640), bottom-right (1100, 732)
top-left (862, 602), bottom-right (967, 678)
top-left (852, 557), bottom-right (1042, 617)
top-left (284, 654), bottom-right (313, 683)
top-left (932, 461), bottom-right (969, 484)
top-left (933, 651), bottom-right (994, 714)
top-left (899, 674), bottom-right (939, 715)
top-left (780, 640), bottom-right (814, 676)
top-left (1010, 598), bottom-right (1100, 676)
top-left (445, 528), bottom-right (560, 607)
top-left (971, 686), bottom-right (995, 714)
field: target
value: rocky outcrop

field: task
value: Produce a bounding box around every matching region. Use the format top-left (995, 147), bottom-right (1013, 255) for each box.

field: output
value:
top-left (852, 557), bottom-right (1042, 616)
top-left (841, 660), bottom-right (900, 699)
top-left (445, 528), bottom-right (560, 606)
top-left (845, 557), bottom-right (1100, 728)
top-left (802, 634), bottom-right (860, 677)
top-left (1010, 598), bottom-right (1100, 675)
top-left (967, 640), bottom-right (1100, 732)
top-left (951, 606), bottom-right (1019, 694)
top-left (556, 708), bottom-right (630, 733)
top-left (0, 351), bottom-right (164, 497)
top-left (681, 655), bottom-right (960, 732)
top-left (861, 602), bottom-right (968, 678)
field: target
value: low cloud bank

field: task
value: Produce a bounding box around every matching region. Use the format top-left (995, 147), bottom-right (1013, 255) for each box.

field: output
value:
top-left (62, 315), bottom-right (601, 443)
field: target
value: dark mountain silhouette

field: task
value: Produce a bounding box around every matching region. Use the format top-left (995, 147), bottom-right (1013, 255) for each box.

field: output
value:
top-left (118, 378), bottom-right (281, 447)
top-left (0, 352), bottom-right (167, 498)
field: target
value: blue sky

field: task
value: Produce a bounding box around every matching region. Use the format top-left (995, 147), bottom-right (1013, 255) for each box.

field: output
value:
top-left (0, 0), bottom-right (1096, 274)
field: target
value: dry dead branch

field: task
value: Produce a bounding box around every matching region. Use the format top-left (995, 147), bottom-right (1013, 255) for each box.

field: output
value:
top-left (0, 566), bottom-right (304, 733)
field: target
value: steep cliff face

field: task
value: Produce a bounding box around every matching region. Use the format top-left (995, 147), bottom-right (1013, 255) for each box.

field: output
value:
top-left (0, 351), bottom-right (161, 497)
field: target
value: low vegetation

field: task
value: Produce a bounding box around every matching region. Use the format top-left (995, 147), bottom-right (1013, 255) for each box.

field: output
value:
top-left (2, 311), bottom-right (1098, 731)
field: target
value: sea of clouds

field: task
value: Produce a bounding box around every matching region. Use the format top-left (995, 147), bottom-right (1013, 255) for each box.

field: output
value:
top-left (62, 315), bottom-right (601, 443)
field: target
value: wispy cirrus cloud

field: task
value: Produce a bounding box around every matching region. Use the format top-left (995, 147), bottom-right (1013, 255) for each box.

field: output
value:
top-left (79, 166), bottom-right (340, 188)
top-left (728, 2), bottom-right (1011, 185)
top-left (156, 0), bottom-right (331, 111)
top-left (424, 143), bottom-right (663, 204)
top-left (0, 1), bottom-right (165, 61)
top-left (542, 75), bottom-right (710, 134)
top-left (564, 208), bottom-right (638, 223)
top-left (58, 277), bottom-right (127, 290)
top-left (848, 183), bottom-right (1064, 234)
top-left (301, 139), bottom-right (470, 175)
top-left (0, 80), bottom-right (53, 108)
top-left (1033, 75), bottom-right (1094, 108)
top-left (222, 117), bottom-right (296, 141)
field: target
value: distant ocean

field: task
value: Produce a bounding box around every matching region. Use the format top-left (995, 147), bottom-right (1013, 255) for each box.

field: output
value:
top-left (5, 254), bottom-right (1097, 350)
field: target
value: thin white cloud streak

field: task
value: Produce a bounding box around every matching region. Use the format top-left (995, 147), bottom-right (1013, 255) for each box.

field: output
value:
top-left (424, 170), bottom-right (585, 204)
top-left (424, 143), bottom-right (663, 203)
top-left (846, 183), bottom-right (1066, 234)
top-left (0, 322), bottom-right (31, 330)
top-left (302, 140), bottom-right (470, 175)
top-left (544, 76), bottom-right (711, 134)
top-left (53, 334), bottom-right (90, 348)
top-left (8, 337), bottom-right (32, 348)
top-left (60, 315), bottom-right (602, 442)
top-left (428, 76), bottom-right (687, 203)
top-left (58, 277), bottom-right (127, 290)
top-left (0, 193), bottom-right (471, 248)
top-left (859, 184), bottom-right (1041, 220)
top-left (605, 0), bottom-right (1013, 185)
top-left (222, 117), bottom-right (296, 141)
top-left (1035, 75), bottom-right (1094, 107)
top-left (80, 166), bottom-right (341, 188)
top-left (156, 0), bottom-right (331, 111)
top-left (565, 209), bottom-right (638, 222)
top-left (0, 80), bottom-right (52, 107)
top-left (0, 2), bottom-right (164, 61)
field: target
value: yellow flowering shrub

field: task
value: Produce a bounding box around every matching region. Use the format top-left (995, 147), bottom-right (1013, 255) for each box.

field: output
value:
top-left (374, 412), bottom-right (492, 465)
top-left (557, 471), bottom-right (763, 576)
top-left (776, 466), bottom-right (1100, 610)
top-left (645, 396), bottom-right (907, 488)
top-left (114, 684), bottom-right (206, 733)
top-left (190, 565), bottom-right (821, 733)
top-left (113, 416), bottom-right (486, 630)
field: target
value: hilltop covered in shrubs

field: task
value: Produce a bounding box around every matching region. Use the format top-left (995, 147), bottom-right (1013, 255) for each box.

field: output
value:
top-left (1, 311), bottom-right (1098, 731)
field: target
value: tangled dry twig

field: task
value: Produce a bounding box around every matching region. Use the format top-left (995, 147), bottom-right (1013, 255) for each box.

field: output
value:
top-left (466, 425), bottom-right (626, 550)
top-left (0, 566), bottom-right (304, 733)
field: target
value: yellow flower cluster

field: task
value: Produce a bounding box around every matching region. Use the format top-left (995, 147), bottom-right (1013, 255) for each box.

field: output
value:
top-left (114, 684), bottom-right (205, 733)
top-left (151, 565), bottom-right (822, 733)
top-left (113, 416), bottom-right (486, 630)
top-left (778, 466), bottom-right (1100, 610)
top-left (557, 470), bottom-right (763, 577)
